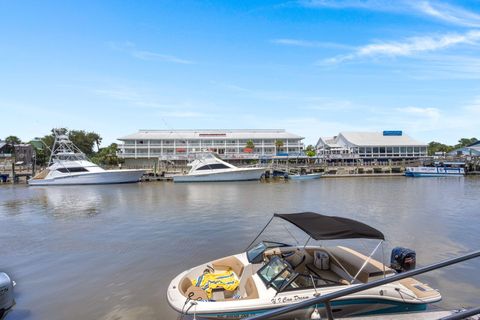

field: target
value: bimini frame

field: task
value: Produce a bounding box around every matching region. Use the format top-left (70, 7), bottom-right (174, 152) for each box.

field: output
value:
top-left (245, 212), bottom-right (388, 283)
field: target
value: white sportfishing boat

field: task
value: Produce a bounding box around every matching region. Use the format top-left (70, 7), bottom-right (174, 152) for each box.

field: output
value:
top-left (167, 212), bottom-right (441, 319)
top-left (173, 152), bottom-right (265, 182)
top-left (28, 132), bottom-right (145, 186)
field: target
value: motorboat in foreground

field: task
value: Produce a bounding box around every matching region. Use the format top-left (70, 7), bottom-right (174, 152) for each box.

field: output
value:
top-left (167, 212), bottom-right (441, 319)
top-left (173, 152), bottom-right (265, 182)
top-left (29, 132), bottom-right (145, 186)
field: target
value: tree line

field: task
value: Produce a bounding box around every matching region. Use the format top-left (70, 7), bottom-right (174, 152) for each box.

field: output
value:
top-left (3, 129), bottom-right (122, 166)
top-left (428, 137), bottom-right (478, 155)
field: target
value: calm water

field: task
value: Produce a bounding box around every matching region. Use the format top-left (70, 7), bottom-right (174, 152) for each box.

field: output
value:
top-left (0, 177), bottom-right (479, 320)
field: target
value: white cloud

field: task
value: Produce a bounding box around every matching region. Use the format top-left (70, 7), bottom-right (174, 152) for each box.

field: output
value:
top-left (412, 1), bottom-right (480, 28)
top-left (299, 0), bottom-right (480, 27)
top-left (321, 30), bottom-right (480, 64)
top-left (108, 41), bottom-right (194, 64)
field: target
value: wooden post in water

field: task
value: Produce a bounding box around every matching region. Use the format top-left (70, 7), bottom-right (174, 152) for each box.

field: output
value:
top-left (11, 162), bottom-right (15, 184)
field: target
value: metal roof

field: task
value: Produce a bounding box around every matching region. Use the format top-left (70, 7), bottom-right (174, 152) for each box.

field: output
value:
top-left (339, 132), bottom-right (426, 147)
top-left (118, 129), bottom-right (304, 141)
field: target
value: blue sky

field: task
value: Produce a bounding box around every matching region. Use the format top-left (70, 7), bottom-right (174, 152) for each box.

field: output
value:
top-left (1, 0), bottom-right (479, 146)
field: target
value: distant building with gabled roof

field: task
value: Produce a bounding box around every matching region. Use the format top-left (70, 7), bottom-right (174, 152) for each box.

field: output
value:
top-left (447, 140), bottom-right (480, 157)
top-left (316, 131), bottom-right (428, 161)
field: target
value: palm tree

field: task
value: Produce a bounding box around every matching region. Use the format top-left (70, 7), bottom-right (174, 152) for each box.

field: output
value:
top-left (245, 139), bottom-right (255, 153)
top-left (275, 140), bottom-right (284, 154)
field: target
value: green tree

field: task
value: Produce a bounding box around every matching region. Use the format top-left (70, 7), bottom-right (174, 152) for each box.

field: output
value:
top-left (305, 144), bottom-right (316, 157)
top-left (427, 141), bottom-right (453, 155)
top-left (245, 139), bottom-right (255, 150)
top-left (91, 143), bottom-right (123, 166)
top-left (69, 130), bottom-right (102, 156)
top-left (455, 137), bottom-right (478, 149)
top-left (5, 135), bottom-right (21, 144)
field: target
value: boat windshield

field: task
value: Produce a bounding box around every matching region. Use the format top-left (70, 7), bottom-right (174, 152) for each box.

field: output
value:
top-left (247, 241), bottom-right (289, 264)
top-left (257, 257), bottom-right (295, 291)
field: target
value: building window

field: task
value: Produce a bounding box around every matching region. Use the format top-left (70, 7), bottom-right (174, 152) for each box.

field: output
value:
top-left (379, 147), bottom-right (385, 154)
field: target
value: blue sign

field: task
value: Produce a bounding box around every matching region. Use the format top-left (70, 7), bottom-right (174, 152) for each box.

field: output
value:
top-left (383, 131), bottom-right (402, 136)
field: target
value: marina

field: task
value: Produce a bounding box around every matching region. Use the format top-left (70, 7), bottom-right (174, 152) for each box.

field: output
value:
top-left (0, 176), bottom-right (478, 320)
top-left (2, 1), bottom-right (480, 319)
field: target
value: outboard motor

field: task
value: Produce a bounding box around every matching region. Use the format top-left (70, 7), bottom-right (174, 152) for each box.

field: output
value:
top-left (0, 272), bottom-right (15, 319)
top-left (390, 247), bottom-right (416, 273)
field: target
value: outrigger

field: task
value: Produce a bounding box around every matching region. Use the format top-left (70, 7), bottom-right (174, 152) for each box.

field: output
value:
top-left (167, 212), bottom-right (441, 319)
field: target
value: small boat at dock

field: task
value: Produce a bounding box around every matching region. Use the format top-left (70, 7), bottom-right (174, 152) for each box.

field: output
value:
top-left (289, 173), bottom-right (322, 180)
top-left (167, 212), bottom-right (441, 319)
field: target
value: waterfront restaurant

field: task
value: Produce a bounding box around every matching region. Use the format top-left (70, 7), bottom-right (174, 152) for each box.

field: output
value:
top-left (118, 129), bottom-right (304, 166)
top-left (316, 131), bottom-right (428, 161)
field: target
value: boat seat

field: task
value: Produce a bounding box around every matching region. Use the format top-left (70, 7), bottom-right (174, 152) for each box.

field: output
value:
top-left (243, 276), bottom-right (259, 299)
top-left (212, 256), bottom-right (244, 278)
top-left (328, 246), bottom-right (394, 283)
top-left (306, 264), bottom-right (349, 286)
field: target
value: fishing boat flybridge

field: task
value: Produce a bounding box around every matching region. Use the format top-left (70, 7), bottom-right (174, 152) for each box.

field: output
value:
top-left (173, 152), bottom-right (265, 182)
top-left (167, 212), bottom-right (441, 319)
top-left (28, 131), bottom-right (145, 186)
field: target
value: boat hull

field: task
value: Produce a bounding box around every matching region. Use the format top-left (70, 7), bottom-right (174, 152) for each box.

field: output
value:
top-left (405, 166), bottom-right (464, 177)
top-left (184, 299), bottom-right (428, 319)
top-left (28, 170), bottom-right (145, 185)
top-left (289, 173), bottom-right (322, 180)
top-left (173, 168), bottom-right (265, 182)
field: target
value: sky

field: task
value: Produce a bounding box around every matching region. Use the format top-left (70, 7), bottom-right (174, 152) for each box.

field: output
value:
top-left (1, 0), bottom-right (479, 146)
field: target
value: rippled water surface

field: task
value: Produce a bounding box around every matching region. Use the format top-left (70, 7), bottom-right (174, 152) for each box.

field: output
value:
top-left (0, 177), bottom-right (479, 319)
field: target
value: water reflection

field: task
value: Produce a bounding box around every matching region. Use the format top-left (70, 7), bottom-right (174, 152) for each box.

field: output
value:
top-left (0, 177), bottom-right (478, 320)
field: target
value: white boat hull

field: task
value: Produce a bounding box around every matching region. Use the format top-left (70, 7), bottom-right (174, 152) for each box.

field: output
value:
top-left (289, 173), bottom-right (323, 180)
top-left (405, 167), bottom-right (464, 177)
top-left (28, 169), bottom-right (145, 185)
top-left (173, 168), bottom-right (265, 182)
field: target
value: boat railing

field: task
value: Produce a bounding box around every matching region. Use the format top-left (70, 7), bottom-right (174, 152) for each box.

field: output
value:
top-left (246, 250), bottom-right (480, 320)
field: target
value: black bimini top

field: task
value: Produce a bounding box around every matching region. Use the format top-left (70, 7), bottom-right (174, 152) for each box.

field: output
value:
top-left (274, 212), bottom-right (385, 240)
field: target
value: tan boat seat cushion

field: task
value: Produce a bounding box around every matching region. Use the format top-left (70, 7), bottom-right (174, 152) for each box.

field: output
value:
top-left (244, 276), bottom-right (259, 299)
top-left (212, 256), bottom-right (244, 278)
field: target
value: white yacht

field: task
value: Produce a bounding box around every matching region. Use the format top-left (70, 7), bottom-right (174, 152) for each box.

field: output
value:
top-left (28, 132), bottom-right (145, 186)
top-left (173, 152), bottom-right (265, 182)
top-left (167, 212), bottom-right (441, 319)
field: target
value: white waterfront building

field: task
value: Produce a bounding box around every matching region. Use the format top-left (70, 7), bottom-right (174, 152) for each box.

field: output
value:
top-left (316, 131), bottom-right (428, 161)
top-left (118, 129), bottom-right (304, 165)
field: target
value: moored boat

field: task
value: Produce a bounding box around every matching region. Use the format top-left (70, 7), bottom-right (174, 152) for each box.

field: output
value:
top-left (405, 161), bottom-right (465, 177)
top-left (167, 212), bottom-right (441, 319)
top-left (289, 173), bottom-right (322, 180)
top-left (173, 152), bottom-right (265, 182)
top-left (28, 131), bottom-right (145, 186)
